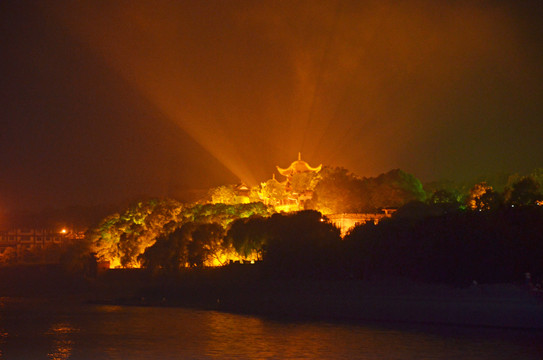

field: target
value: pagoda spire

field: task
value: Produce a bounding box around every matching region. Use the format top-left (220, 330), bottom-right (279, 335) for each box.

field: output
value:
top-left (298, 152), bottom-right (301, 161)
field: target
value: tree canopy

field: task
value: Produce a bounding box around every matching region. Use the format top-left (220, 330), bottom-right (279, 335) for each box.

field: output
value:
top-left (312, 167), bottom-right (426, 214)
top-left (88, 200), bottom-right (273, 268)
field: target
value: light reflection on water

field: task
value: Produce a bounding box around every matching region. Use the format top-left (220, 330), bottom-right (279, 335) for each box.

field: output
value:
top-left (0, 297), bottom-right (541, 359)
top-left (46, 322), bottom-right (78, 360)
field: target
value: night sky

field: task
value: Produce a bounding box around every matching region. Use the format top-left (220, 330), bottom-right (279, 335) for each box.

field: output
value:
top-left (1, 0), bottom-right (543, 212)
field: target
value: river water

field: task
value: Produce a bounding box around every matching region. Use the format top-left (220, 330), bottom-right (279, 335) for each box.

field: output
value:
top-left (0, 297), bottom-right (541, 359)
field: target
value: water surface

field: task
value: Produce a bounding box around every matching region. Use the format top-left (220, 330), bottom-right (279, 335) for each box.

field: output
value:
top-left (0, 297), bottom-right (541, 359)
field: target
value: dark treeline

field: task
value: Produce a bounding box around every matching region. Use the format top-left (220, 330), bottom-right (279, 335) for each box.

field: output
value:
top-left (229, 210), bottom-right (342, 279)
top-left (343, 205), bottom-right (543, 285)
top-left (134, 173), bottom-right (543, 285)
top-left (223, 206), bottom-right (543, 285)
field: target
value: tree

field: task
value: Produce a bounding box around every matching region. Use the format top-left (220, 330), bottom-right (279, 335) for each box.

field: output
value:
top-left (313, 167), bottom-right (426, 214)
top-left (505, 176), bottom-right (542, 206)
top-left (368, 169), bottom-right (427, 209)
top-left (259, 178), bottom-right (287, 206)
top-left (263, 210), bottom-right (342, 278)
top-left (313, 167), bottom-right (369, 214)
top-left (289, 171), bottom-right (319, 194)
top-left (88, 199), bottom-right (183, 267)
top-left (476, 189), bottom-right (503, 211)
top-left (139, 222), bottom-right (195, 273)
top-left (226, 216), bottom-right (270, 260)
top-left (59, 238), bottom-right (97, 277)
top-left (429, 189), bottom-right (458, 205)
top-left (209, 185), bottom-right (238, 204)
top-left (466, 182), bottom-right (502, 211)
top-left (188, 223), bottom-right (225, 267)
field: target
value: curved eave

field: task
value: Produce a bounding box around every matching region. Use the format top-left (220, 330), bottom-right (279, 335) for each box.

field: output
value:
top-left (307, 164), bottom-right (323, 172)
top-left (276, 166), bottom-right (293, 176)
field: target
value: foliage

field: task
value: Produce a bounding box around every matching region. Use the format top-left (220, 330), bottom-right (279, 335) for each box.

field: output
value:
top-left (59, 238), bottom-right (97, 277)
top-left (88, 199), bottom-right (274, 269)
top-left (209, 185), bottom-right (238, 204)
top-left (188, 223), bottom-right (226, 267)
top-left (343, 205), bottom-right (543, 284)
top-left (87, 199), bottom-right (184, 267)
top-left (466, 182), bottom-right (503, 211)
top-left (86, 165), bottom-right (543, 279)
top-left (138, 222), bottom-right (194, 272)
top-left (289, 171), bottom-right (319, 194)
top-left (259, 178), bottom-right (287, 205)
top-left (313, 167), bottom-right (426, 214)
top-left (313, 167), bottom-right (369, 214)
top-left (368, 169), bottom-right (427, 209)
top-left (262, 210), bottom-right (342, 278)
top-left (140, 221), bottom-right (236, 272)
top-left (180, 202), bottom-right (274, 226)
top-left (428, 189), bottom-right (463, 213)
top-left (226, 216), bottom-right (270, 259)
top-left (429, 189), bottom-right (458, 205)
top-left (504, 176), bottom-right (542, 206)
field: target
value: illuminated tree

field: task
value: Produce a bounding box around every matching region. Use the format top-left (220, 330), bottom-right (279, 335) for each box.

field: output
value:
top-left (259, 178), bottom-right (287, 206)
top-left (467, 182), bottom-right (494, 210)
top-left (313, 167), bottom-right (426, 214)
top-left (209, 185), bottom-right (237, 204)
top-left (182, 202), bottom-right (273, 227)
top-left (313, 167), bottom-right (368, 214)
top-left (289, 171), bottom-right (319, 194)
top-left (88, 199), bottom-right (183, 268)
top-left (89, 200), bottom-right (274, 269)
top-left (188, 223), bottom-right (225, 267)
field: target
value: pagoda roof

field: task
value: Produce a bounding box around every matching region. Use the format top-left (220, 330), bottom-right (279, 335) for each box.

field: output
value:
top-left (276, 153), bottom-right (322, 176)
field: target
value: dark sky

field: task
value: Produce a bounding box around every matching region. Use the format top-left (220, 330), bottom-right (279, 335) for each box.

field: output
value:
top-left (1, 0), bottom-right (543, 212)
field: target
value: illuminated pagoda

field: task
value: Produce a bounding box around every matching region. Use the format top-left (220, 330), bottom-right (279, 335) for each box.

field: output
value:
top-left (259, 153), bottom-right (322, 211)
top-left (276, 152), bottom-right (322, 180)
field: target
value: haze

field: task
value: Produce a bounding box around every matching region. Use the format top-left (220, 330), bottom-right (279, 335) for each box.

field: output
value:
top-left (1, 0), bottom-right (542, 212)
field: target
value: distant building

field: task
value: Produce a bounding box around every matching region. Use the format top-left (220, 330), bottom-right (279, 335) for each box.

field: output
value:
top-left (233, 183), bottom-right (252, 203)
top-left (233, 154), bottom-right (398, 236)
top-left (0, 228), bottom-right (83, 264)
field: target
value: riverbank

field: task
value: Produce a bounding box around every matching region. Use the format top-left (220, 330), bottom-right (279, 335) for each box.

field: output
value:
top-left (1, 264), bottom-right (542, 329)
top-left (100, 266), bottom-right (543, 330)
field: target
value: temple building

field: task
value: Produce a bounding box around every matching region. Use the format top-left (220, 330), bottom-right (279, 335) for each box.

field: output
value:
top-left (267, 153), bottom-right (394, 235)
top-left (259, 153), bottom-right (322, 212)
top-left (243, 154), bottom-right (395, 236)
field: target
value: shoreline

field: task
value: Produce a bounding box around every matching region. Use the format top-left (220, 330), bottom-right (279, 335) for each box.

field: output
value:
top-left (99, 269), bottom-right (543, 330)
top-left (2, 264), bottom-right (542, 330)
